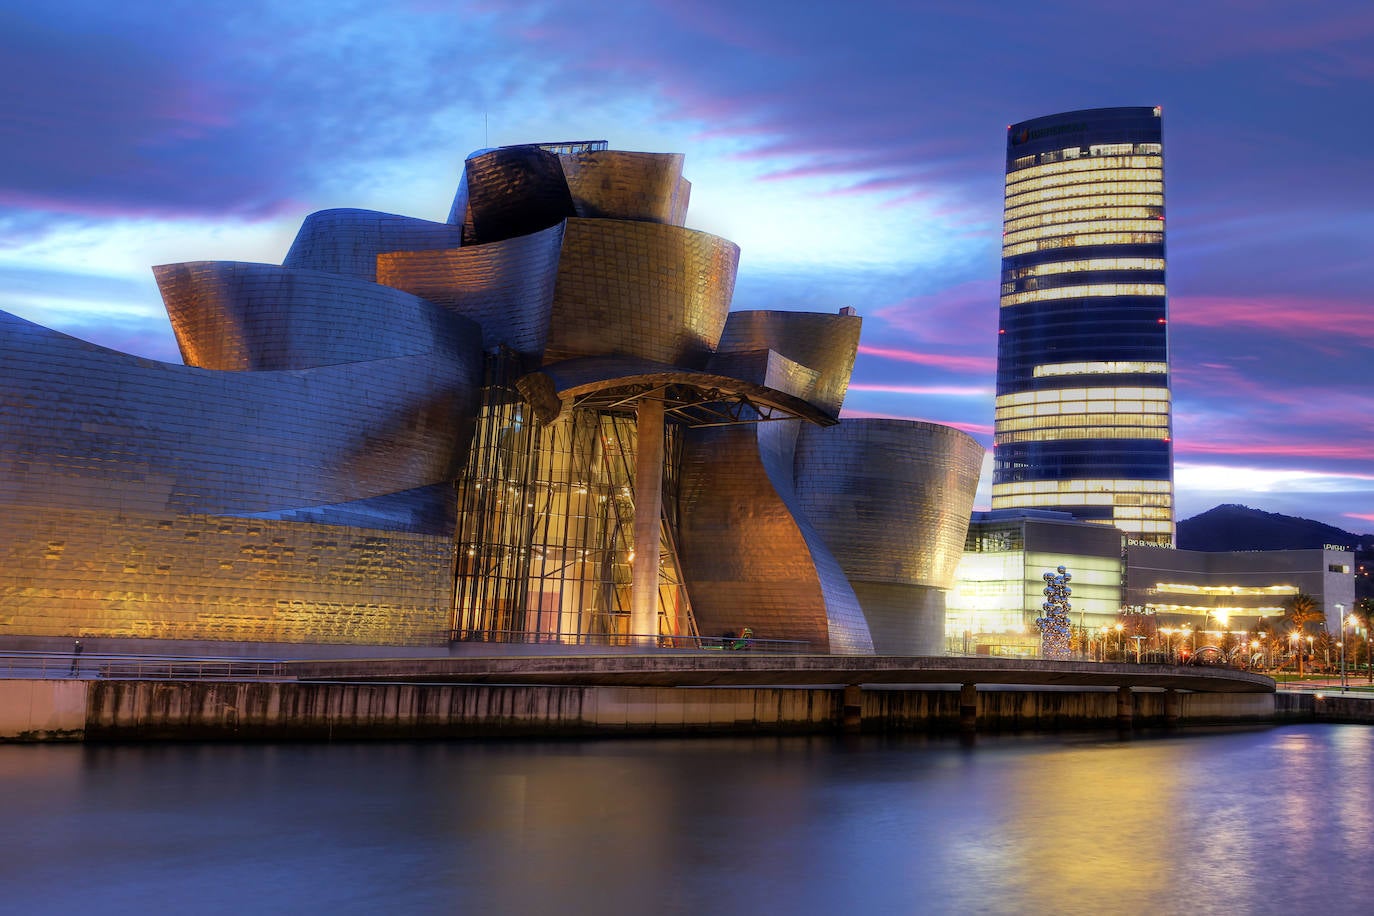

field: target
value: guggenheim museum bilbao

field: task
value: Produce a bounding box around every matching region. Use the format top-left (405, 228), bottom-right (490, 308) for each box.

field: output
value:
top-left (0, 141), bottom-right (984, 656)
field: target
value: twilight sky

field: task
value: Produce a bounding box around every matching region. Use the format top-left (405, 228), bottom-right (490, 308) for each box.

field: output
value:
top-left (1, 0), bottom-right (1370, 533)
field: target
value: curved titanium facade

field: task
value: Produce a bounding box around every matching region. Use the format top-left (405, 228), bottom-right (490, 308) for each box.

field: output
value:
top-left (462, 145), bottom-right (578, 245)
top-left (794, 420), bottom-right (984, 654)
top-left (711, 310), bottom-right (861, 418)
top-left (0, 310), bottom-right (483, 518)
top-left (156, 261), bottom-right (462, 371)
top-left (0, 310), bottom-right (481, 646)
top-left (560, 150), bottom-right (690, 225)
top-left (993, 106), bottom-right (1174, 545)
top-left (2, 137), bottom-right (985, 654)
top-left (378, 223), bottom-right (565, 355)
top-left (678, 422), bottom-right (872, 654)
top-left (544, 219), bottom-right (738, 368)
top-left (283, 209), bottom-right (464, 282)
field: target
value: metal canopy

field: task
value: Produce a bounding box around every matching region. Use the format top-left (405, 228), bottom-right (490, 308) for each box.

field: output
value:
top-left (517, 356), bottom-right (839, 429)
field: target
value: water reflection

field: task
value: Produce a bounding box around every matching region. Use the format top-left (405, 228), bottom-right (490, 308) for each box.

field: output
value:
top-left (0, 726), bottom-right (1370, 915)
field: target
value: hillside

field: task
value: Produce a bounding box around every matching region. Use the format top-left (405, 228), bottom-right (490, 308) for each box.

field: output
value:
top-left (1177, 504), bottom-right (1369, 552)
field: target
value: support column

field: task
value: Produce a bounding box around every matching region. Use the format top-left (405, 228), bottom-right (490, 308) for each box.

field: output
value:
top-left (842, 684), bottom-right (863, 733)
top-left (1117, 686), bottom-right (1134, 729)
top-left (1164, 689), bottom-right (1181, 727)
top-left (630, 396), bottom-right (664, 646)
top-left (960, 683), bottom-right (978, 733)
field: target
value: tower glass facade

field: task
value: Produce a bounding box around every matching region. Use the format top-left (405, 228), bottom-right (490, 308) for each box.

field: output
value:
top-left (993, 106), bottom-right (1174, 545)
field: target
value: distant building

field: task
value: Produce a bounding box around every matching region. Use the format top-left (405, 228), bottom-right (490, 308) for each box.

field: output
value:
top-left (1124, 545), bottom-right (1357, 634)
top-left (947, 509), bottom-right (1124, 656)
top-left (993, 106), bottom-right (1174, 545)
top-left (949, 510), bottom-right (1355, 658)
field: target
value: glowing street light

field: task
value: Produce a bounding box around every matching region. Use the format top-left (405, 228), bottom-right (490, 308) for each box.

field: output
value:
top-left (1337, 603), bottom-right (1348, 692)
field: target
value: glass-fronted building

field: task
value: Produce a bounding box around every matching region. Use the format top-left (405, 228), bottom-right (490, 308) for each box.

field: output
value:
top-left (946, 509), bottom-right (1124, 656)
top-left (993, 106), bottom-right (1175, 545)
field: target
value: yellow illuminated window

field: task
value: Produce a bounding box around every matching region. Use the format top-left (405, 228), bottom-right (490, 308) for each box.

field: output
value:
top-left (1005, 172), bottom-right (1164, 202)
top-left (996, 427), bottom-right (1171, 444)
top-left (1003, 206), bottom-right (1162, 234)
top-left (1033, 361), bottom-right (1168, 377)
top-left (997, 387), bottom-right (1170, 410)
top-left (1002, 232), bottom-right (1163, 257)
top-left (1005, 193), bottom-right (1164, 222)
top-left (993, 478), bottom-right (1172, 497)
top-left (1005, 156), bottom-right (1161, 188)
top-left (1153, 583), bottom-right (1301, 597)
top-left (999, 283), bottom-right (1167, 307)
top-left (1003, 219), bottom-right (1164, 248)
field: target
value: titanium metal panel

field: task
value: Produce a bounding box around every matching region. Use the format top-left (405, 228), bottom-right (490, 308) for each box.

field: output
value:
top-left (463, 146), bottom-right (577, 246)
top-left (794, 419), bottom-right (984, 654)
top-left (283, 209), bottom-right (464, 282)
top-left (0, 309), bottom-right (483, 518)
top-left (558, 150), bottom-right (688, 225)
top-left (545, 219), bottom-right (738, 369)
top-left (376, 222), bottom-right (565, 355)
top-left (155, 261), bottom-right (466, 371)
top-left (712, 310), bottom-right (861, 418)
top-left (0, 506), bottom-right (455, 646)
top-left (678, 421), bottom-right (874, 655)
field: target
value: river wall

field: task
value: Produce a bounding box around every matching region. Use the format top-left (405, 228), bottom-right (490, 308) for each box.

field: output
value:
top-left (4, 678), bottom-right (1352, 742)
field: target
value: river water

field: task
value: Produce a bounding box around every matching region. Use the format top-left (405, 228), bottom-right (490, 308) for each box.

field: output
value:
top-left (1, 724), bottom-right (1371, 915)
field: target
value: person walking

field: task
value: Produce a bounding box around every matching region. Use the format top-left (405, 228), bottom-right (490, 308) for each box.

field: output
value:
top-left (68, 639), bottom-right (83, 676)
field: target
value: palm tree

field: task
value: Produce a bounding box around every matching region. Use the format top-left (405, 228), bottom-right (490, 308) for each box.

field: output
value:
top-left (1282, 593), bottom-right (1321, 677)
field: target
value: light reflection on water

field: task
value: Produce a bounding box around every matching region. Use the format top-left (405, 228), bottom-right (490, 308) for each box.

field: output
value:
top-left (1, 725), bottom-right (1371, 915)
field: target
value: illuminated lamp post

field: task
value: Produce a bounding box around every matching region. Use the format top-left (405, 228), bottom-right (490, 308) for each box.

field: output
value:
top-left (1161, 627), bottom-right (1175, 663)
top-left (1337, 604), bottom-right (1348, 691)
top-left (1114, 622), bottom-right (1124, 661)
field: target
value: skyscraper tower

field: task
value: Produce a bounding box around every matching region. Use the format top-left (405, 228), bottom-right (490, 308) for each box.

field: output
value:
top-left (992, 106), bottom-right (1174, 545)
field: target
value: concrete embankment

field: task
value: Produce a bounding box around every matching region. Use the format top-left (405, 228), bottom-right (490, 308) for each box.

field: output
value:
top-left (7, 653), bottom-right (1370, 742)
top-left (5, 677), bottom-right (1347, 742)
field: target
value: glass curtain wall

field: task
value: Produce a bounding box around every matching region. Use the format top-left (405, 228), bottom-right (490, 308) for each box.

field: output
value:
top-left (993, 107), bottom-right (1175, 545)
top-left (452, 351), bottom-right (697, 644)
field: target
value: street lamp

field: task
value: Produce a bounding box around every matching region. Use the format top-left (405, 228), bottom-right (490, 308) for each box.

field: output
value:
top-left (1114, 622), bottom-right (1124, 661)
top-left (1337, 603), bottom-right (1348, 692)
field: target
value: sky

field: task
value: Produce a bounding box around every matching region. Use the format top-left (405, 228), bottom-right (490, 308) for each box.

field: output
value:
top-left (1, 0), bottom-right (1370, 534)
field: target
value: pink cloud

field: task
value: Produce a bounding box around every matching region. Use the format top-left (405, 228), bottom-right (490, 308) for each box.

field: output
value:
top-left (848, 382), bottom-right (991, 397)
top-left (1175, 440), bottom-right (1370, 461)
top-left (1172, 295), bottom-right (1374, 342)
top-left (857, 344), bottom-right (995, 375)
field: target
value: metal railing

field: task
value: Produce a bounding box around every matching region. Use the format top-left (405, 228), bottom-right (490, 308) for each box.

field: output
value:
top-left (449, 629), bottom-right (812, 654)
top-left (0, 651), bottom-right (291, 681)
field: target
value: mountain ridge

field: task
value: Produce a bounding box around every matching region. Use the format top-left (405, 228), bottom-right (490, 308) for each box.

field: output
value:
top-left (1177, 503), bottom-right (1370, 552)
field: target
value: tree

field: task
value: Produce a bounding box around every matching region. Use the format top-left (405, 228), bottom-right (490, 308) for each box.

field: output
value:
top-left (1282, 593), bottom-right (1322, 677)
